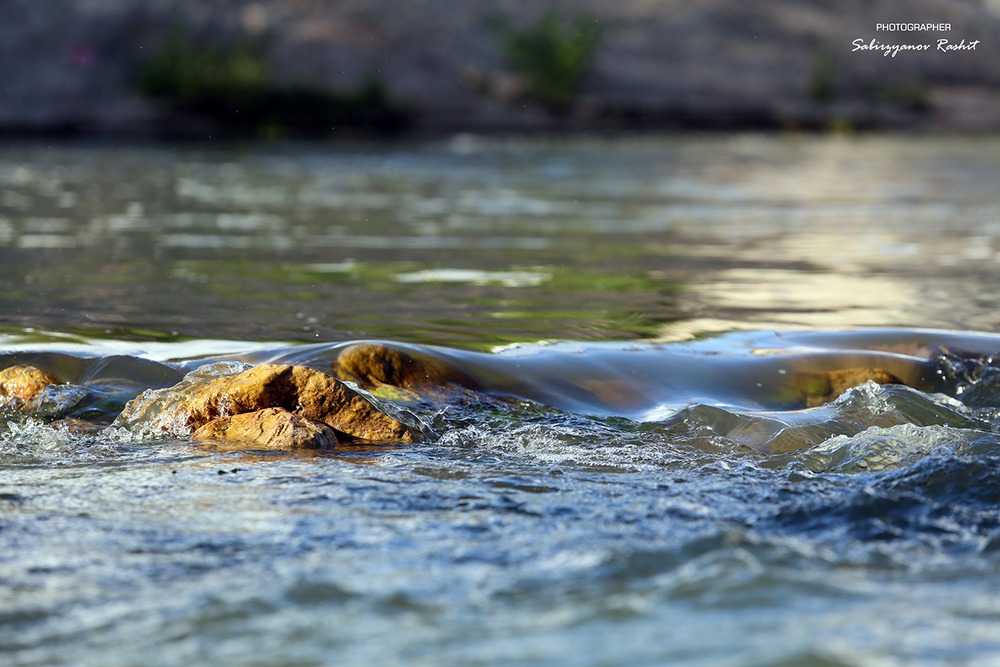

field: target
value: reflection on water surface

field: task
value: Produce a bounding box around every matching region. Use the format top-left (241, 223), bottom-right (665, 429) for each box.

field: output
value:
top-left (2, 135), bottom-right (999, 347)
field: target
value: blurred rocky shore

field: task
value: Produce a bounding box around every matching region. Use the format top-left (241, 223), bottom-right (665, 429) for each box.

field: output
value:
top-left (2, 0), bottom-right (999, 139)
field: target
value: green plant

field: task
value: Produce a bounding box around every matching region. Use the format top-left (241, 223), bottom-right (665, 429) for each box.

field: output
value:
top-left (137, 28), bottom-right (409, 137)
top-left (499, 11), bottom-right (601, 107)
top-left (809, 49), bottom-right (835, 103)
top-left (138, 28), bottom-right (268, 104)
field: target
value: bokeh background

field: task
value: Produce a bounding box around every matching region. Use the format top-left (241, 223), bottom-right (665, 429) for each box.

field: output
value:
top-left (2, 0), bottom-right (999, 139)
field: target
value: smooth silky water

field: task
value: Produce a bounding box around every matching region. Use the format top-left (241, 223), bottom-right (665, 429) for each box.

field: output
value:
top-left (2, 135), bottom-right (1000, 666)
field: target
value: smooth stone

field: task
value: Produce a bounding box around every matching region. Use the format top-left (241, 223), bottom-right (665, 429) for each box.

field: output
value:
top-left (192, 407), bottom-right (340, 451)
top-left (332, 342), bottom-right (480, 394)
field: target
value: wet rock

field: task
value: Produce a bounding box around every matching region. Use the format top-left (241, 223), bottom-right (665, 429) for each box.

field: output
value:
top-left (24, 383), bottom-right (92, 418)
top-left (0, 363), bottom-right (120, 424)
top-left (794, 368), bottom-right (900, 408)
top-left (0, 364), bottom-right (62, 404)
top-left (333, 343), bottom-right (479, 397)
top-left (117, 363), bottom-right (425, 445)
top-left (192, 407), bottom-right (340, 451)
top-left (827, 368), bottom-right (898, 397)
top-left (50, 417), bottom-right (107, 437)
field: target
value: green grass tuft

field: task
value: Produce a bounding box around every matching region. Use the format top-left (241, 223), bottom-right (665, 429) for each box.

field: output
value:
top-left (137, 28), bottom-right (409, 138)
top-left (499, 11), bottom-right (601, 108)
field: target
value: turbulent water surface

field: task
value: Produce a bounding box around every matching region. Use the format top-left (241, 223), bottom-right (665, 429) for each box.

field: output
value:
top-left (3, 135), bottom-right (1000, 666)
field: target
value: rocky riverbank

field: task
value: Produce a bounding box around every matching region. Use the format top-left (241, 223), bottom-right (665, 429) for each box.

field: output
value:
top-left (2, 0), bottom-right (999, 138)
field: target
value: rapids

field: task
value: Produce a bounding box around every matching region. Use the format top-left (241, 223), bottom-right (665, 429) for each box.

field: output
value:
top-left (4, 328), bottom-right (1000, 666)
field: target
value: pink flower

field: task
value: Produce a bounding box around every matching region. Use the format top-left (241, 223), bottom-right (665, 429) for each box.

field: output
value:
top-left (71, 45), bottom-right (93, 66)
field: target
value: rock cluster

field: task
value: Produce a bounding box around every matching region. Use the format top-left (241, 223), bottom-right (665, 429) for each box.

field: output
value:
top-left (0, 355), bottom-right (908, 454)
top-left (115, 363), bottom-right (427, 451)
top-left (0, 359), bottom-right (430, 451)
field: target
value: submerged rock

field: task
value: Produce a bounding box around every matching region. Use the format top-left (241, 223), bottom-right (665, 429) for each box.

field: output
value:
top-left (23, 383), bottom-right (93, 418)
top-left (0, 364), bottom-right (62, 404)
top-left (116, 363), bottom-right (426, 447)
top-left (0, 363), bottom-right (123, 424)
top-left (793, 367), bottom-right (900, 408)
top-left (192, 407), bottom-right (340, 451)
top-left (332, 342), bottom-right (480, 397)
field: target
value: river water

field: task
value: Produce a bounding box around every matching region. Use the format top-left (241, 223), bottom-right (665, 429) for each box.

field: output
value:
top-left (2, 135), bottom-right (1000, 666)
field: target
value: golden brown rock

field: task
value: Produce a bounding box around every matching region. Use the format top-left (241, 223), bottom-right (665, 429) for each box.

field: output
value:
top-left (797, 367), bottom-right (900, 408)
top-left (333, 343), bottom-right (479, 394)
top-left (192, 407), bottom-right (339, 451)
top-left (0, 364), bottom-right (61, 403)
top-left (117, 363), bottom-right (424, 445)
top-left (827, 368), bottom-right (897, 395)
top-left (180, 364), bottom-right (419, 443)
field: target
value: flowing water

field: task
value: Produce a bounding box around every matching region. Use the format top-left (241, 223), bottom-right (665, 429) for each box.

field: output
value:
top-left (2, 135), bottom-right (1000, 666)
